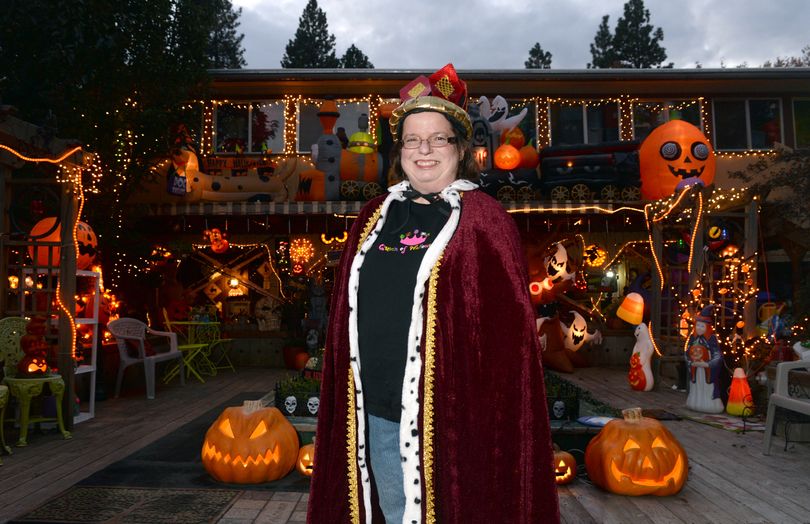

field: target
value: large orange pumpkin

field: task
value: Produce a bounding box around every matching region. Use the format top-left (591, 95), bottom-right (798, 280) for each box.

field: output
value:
top-left (585, 407), bottom-right (688, 496)
top-left (518, 141), bottom-right (540, 169)
top-left (639, 120), bottom-right (715, 201)
top-left (201, 405), bottom-right (299, 484)
top-left (28, 217), bottom-right (98, 269)
top-left (499, 126), bottom-right (526, 149)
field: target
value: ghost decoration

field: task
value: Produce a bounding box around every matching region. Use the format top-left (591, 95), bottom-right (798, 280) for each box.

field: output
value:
top-left (628, 322), bottom-right (655, 392)
top-left (528, 242), bottom-right (577, 306)
top-left (561, 311), bottom-right (603, 352)
top-left (478, 95), bottom-right (528, 136)
top-left (537, 315), bottom-right (593, 373)
top-left (639, 120), bottom-right (716, 201)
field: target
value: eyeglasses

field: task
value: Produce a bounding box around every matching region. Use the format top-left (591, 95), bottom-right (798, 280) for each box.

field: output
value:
top-left (401, 134), bottom-right (457, 149)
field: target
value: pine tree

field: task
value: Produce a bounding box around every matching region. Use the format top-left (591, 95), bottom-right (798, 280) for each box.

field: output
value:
top-left (525, 43), bottom-right (552, 69)
top-left (281, 0), bottom-right (340, 68)
top-left (611, 0), bottom-right (668, 68)
top-left (763, 45), bottom-right (810, 67)
top-left (340, 44), bottom-right (374, 68)
top-left (588, 15), bottom-right (617, 68)
top-left (205, 0), bottom-right (247, 68)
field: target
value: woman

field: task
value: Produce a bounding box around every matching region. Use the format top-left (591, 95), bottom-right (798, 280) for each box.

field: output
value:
top-left (308, 64), bottom-right (559, 523)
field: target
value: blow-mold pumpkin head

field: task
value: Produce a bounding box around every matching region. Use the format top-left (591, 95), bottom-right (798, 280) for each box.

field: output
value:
top-left (639, 120), bottom-right (715, 201)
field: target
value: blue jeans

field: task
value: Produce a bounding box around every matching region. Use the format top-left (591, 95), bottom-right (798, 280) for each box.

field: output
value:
top-left (368, 414), bottom-right (405, 523)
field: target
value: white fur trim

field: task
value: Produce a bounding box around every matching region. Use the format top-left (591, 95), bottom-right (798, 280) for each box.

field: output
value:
top-left (349, 179), bottom-right (475, 523)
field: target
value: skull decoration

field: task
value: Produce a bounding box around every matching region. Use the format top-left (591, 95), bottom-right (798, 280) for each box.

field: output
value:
top-left (284, 396), bottom-right (297, 415)
top-left (639, 120), bottom-right (716, 201)
top-left (306, 396), bottom-right (320, 415)
top-left (552, 400), bottom-right (567, 420)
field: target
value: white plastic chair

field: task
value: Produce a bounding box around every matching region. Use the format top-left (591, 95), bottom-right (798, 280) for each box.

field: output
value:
top-left (107, 318), bottom-right (185, 400)
top-left (763, 360), bottom-right (810, 454)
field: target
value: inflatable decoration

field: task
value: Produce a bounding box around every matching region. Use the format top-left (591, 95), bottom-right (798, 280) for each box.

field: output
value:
top-left (518, 141), bottom-right (540, 169)
top-left (527, 242), bottom-right (576, 306)
top-left (617, 292), bottom-right (645, 325)
top-left (537, 315), bottom-right (591, 373)
top-left (205, 228), bottom-right (229, 254)
top-left (628, 322), bottom-right (654, 391)
top-left (494, 143), bottom-right (521, 170)
top-left (639, 120), bottom-right (715, 201)
top-left (561, 311), bottom-right (602, 352)
top-left (500, 126), bottom-right (526, 148)
top-left (28, 217), bottom-right (97, 269)
top-left (478, 95), bottom-right (528, 136)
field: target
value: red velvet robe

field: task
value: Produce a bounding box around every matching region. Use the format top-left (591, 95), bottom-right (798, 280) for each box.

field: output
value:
top-left (307, 189), bottom-right (560, 523)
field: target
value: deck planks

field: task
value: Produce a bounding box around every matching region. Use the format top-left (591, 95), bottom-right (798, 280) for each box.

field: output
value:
top-left (1, 364), bottom-right (809, 523)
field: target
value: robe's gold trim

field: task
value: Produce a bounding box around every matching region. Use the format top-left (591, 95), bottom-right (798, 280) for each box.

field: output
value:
top-left (358, 205), bottom-right (383, 248)
top-left (347, 370), bottom-right (360, 523)
top-left (423, 256), bottom-right (442, 524)
top-left (347, 203), bottom-right (382, 524)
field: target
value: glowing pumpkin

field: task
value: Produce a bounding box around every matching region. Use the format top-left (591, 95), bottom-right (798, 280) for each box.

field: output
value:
top-left (639, 120), bottom-right (715, 201)
top-left (494, 143), bottom-right (521, 170)
top-left (499, 126), bottom-right (526, 149)
top-left (201, 405), bottom-right (299, 484)
top-left (297, 442), bottom-right (315, 477)
top-left (585, 407), bottom-right (688, 496)
top-left (28, 217), bottom-right (98, 269)
top-left (553, 446), bottom-right (577, 485)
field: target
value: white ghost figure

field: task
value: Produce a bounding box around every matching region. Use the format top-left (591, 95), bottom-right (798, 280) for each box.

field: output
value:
top-left (561, 312), bottom-right (602, 352)
top-left (284, 395), bottom-right (297, 414)
top-left (628, 322), bottom-right (654, 392)
top-left (544, 243), bottom-right (576, 286)
top-left (536, 317), bottom-right (550, 351)
top-left (478, 95), bottom-right (528, 136)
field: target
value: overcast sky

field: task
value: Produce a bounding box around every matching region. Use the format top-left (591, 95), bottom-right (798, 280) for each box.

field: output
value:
top-left (229, 0), bottom-right (809, 70)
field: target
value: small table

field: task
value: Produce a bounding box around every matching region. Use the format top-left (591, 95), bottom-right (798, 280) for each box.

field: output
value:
top-left (2, 374), bottom-right (72, 447)
top-left (164, 321), bottom-right (221, 383)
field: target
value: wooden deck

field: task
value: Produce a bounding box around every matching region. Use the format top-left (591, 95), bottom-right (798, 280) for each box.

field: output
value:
top-left (1, 365), bottom-right (809, 523)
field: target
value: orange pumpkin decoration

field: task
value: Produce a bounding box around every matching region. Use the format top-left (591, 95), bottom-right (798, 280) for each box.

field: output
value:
top-left (28, 217), bottom-right (98, 269)
top-left (297, 441), bottom-right (315, 477)
top-left (518, 141), bottom-right (540, 169)
top-left (201, 405), bottom-right (299, 484)
top-left (585, 407), bottom-right (688, 496)
top-left (499, 126), bottom-right (526, 149)
top-left (553, 446), bottom-right (577, 485)
top-left (639, 120), bottom-right (715, 201)
top-left (494, 143), bottom-right (521, 170)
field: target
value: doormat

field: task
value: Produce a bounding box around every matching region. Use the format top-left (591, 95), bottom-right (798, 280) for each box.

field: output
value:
top-left (10, 486), bottom-right (239, 523)
top-left (683, 413), bottom-right (766, 433)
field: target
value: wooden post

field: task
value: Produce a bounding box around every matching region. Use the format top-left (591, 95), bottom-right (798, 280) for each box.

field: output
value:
top-left (743, 198), bottom-right (759, 340)
top-left (58, 181), bottom-right (78, 431)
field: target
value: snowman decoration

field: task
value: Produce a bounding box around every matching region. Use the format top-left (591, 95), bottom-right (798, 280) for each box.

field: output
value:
top-left (628, 322), bottom-right (654, 392)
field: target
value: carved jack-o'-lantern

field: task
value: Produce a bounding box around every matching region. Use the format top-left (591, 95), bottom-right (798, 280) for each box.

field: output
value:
top-left (19, 355), bottom-right (48, 375)
top-left (297, 442), bottom-right (315, 477)
top-left (201, 405), bottom-right (299, 484)
top-left (28, 217), bottom-right (98, 269)
top-left (585, 407), bottom-right (688, 496)
top-left (553, 447), bottom-right (577, 485)
top-left (639, 120), bottom-right (715, 201)
top-left (494, 143), bottom-right (521, 170)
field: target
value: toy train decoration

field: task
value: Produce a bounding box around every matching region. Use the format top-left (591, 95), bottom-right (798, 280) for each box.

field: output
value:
top-left (160, 96), bottom-right (722, 204)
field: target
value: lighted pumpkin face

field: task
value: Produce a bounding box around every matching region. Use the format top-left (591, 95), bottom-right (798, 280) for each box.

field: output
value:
top-left (553, 449), bottom-right (577, 485)
top-left (585, 407), bottom-right (688, 496)
top-left (201, 406), bottom-right (299, 484)
top-left (494, 143), bottom-right (521, 170)
top-left (75, 221), bottom-right (98, 270)
top-left (28, 217), bottom-right (97, 269)
top-left (297, 443), bottom-right (315, 477)
top-left (19, 355), bottom-right (48, 375)
top-left (639, 120), bottom-right (715, 201)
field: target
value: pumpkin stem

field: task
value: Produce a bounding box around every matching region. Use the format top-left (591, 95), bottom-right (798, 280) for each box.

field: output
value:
top-left (622, 407), bottom-right (644, 423)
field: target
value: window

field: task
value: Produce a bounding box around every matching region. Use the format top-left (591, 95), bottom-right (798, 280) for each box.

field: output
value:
top-left (632, 100), bottom-right (701, 141)
top-left (214, 101), bottom-right (284, 154)
top-left (297, 101), bottom-right (371, 154)
top-left (549, 103), bottom-right (618, 145)
top-left (712, 99), bottom-right (782, 150)
top-left (793, 99), bottom-right (810, 149)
